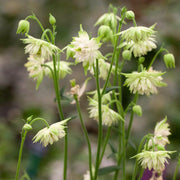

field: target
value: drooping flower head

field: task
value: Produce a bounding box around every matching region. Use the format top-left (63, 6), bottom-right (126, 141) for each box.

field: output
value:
top-left (119, 25), bottom-right (157, 57)
top-left (149, 117), bottom-right (171, 148)
top-left (70, 26), bottom-right (102, 72)
top-left (88, 97), bottom-right (123, 126)
top-left (122, 68), bottom-right (167, 96)
top-left (33, 119), bottom-right (69, 147)
top-left (25, 55), bottom-right (45, 89)
top-left (22, 35), bottom-right (60, 60)
top-left (133, 150), bottom-right (173, 172)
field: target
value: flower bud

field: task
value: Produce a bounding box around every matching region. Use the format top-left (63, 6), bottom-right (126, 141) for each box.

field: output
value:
top-left (70, 79), bottom-right (76, 87)
top-left (22, 124), bottom-right (32, 131)
top-left (16, 20), bottom-right (30, 34)
top-left (27, 115), bottom-right (33, 123)
top-left (126, 10), bottom-right (135, 20)
top-left (122, 50), bottom-right (132, 60)
top-left (49, 13), bottom-right (56, 25)
top-left (98, 25), bottom-right (113, 42)
top-left (138, 57), bottom-right (145, 64)
top-left (163, 53), bottom-right (175, 69)
top-left (133, 105), bottom-right (142, 116)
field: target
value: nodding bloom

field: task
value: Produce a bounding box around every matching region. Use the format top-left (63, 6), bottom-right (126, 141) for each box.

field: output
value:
top-left (88, 97), bottom-right (122, 126)
top-left (133, 150), bottom-right (173, 172)
top-left (25, 55), bottom-right (45, 89)
top-left (70, 27), bottom-right (102, 69)
top-left (33, 119), bottom-right (69, 147)
top-left (118, 25), bottom-right (156, 57)
top-left (122, 68), bottom-right (167, 96)
top-left (22, 35), bottom-right (60, 60)
top-left (149, 117), bottom-right (171, 148)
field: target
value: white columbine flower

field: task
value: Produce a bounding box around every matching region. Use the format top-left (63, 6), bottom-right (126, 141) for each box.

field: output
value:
top-left (22, 35), bottom-right (60, 60)
top-left (71, 27), bottom-right (102, 68)
top-left (122, 68), bottom-right (167, 95)
top-left (25, 55), bottom-right (45, 89)
top-left (119, 25), bottom-right (157, 57)
top-left (33, 119), bottom-right (69, 147)
top-left (153, 117), bottom-right (171, 147)
top-left (88, 97), bottom-right (122, 126)
top-left (134, 150), bottom-right (173, 172)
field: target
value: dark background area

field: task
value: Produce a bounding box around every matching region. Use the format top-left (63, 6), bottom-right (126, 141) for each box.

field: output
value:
top-left (0, 0), bottom-right (180, 179)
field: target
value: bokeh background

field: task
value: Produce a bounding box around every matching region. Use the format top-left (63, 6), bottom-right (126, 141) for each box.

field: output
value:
top-left (0, 0), bottom-right (180, 179)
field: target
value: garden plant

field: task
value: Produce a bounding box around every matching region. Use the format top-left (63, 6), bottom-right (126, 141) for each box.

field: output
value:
top-left (15, 4), bottom-right (179, 180)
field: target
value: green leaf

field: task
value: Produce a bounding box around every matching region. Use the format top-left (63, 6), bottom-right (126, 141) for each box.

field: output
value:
top-left (98, 165), bottom-right (121, 176)
top-left (105, 86), bottom-right (120, 94)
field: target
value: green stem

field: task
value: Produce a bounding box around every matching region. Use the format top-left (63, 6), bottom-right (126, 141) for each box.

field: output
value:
top-left (173, 161), bottom-right (180, 180)
top-left (74, 96), bottom-right (93, 179)
top-left (94, 59), bottom-right (102, 180)
top-left (126, 93), bottom-right (138, 145)
top-left (15, 131), bottom-right (28, 180)
top-left (99, 127), bottom-right (112, 164)
top-left (137, 169), bottom-right (144, 180)
top-left (30, 117), bottom-right (50, 128)
top-left (147, 45), bottom-right (165, 70)
top-left (52, 54), bottom-right (67, 180)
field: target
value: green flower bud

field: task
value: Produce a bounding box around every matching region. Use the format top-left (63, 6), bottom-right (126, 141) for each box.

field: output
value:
top-left (23, 124), bottom-right (32, 131)
top-left (163, 53), bottom-right (175, 69)
top-left (70, 79), bottom-right (76, 87)
top-left (16, 20), bottom-right (30, 34)
top-left (27, 115), bottom-right (33, 123)
top-left (126, 10), bottom-right (135, 20)
top-left (133, 105), bottom-right (142, 116)
top-left (49, 13), bottom-right (56, 25)
top-left (98, 25), bottom-right (113, 42)
top-left (138, 57), bottom-right (145, 64)
top-left (122, 50), bottom-right (132, 60)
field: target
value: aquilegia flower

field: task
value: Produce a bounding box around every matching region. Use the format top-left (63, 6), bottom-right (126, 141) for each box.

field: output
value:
top-left (33, 119), bottom-right (69, 147)
top-left (119, 25), bottom-right (157, 57)
top-left (88, 97), bottom-right (122, 126)
top-left (122, 68), bottom-right (167, 95)
top-left (25, 55), bottom-right (45, 89)
top-left (150, 117), bottom-right (171, 147)
top-left (134, 150), bottom-right (173, 172)
top-left (70, 26), bottom-right (102, 69)
top-left (22, 35), bottom-right (60, 60)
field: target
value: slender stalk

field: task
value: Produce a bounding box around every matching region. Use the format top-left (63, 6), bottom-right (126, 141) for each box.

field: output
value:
top-left (15, 131), bottom-right (28, 180)
top-left (172, 154), bottom-right (180, 180)
top-left (94, 59), bottom-right (103, 180)
top-left (126, 93), bottom-right (138, 145)
top-left (30, 117), bottom-right (50, 128)
top-left (74, 96), bottom-right (93, 179)
top-left (137, 169), bottom-right (144, 180)
top-left (99, 127), bottom-right (112, 164)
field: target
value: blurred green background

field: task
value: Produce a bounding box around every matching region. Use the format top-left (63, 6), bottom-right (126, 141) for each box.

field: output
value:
top-left (0, 0), bottom-right (180, 179)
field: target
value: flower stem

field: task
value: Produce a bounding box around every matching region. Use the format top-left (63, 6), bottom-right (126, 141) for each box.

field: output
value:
top-left (15, 131), bottom-right (28, 180)
top-left (173, 153), bottom-right (180, 180)
top-left (74, 96), bottom-right (93, 179)
top-left (94, 59), bottom-right (102, 180)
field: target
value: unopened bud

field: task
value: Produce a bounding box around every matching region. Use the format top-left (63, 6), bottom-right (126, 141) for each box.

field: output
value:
top-left (126, 10), bottom-right (135, 20)
top-left (70, 79), bottom-right (76, 87)
top-left (16, 20), bottom-right (30, 34)
top-left (122, 50), bottom-right (132, 60)
top-left (27, 115), bottom-right (33, 123)
top-left (98, 25), bottom-right (113, 42)
top-left (133, 105), bottom-right (142, 116)
top-left (23, 124), bottom-right (32, 131)
top-left (163, 53), bottom-right (175, 69)
top-left (139, 57), bottom-right (145, 64)
top-left (49, 13), bottom-right (56, 25)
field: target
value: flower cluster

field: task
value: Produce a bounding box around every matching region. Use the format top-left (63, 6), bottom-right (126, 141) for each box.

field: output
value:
top-left (33, 119), bottom-right (69, 147)
top-left (119, 25), bottom-right (156, 57)
top-left (69, 26), bottom-right (103, 73)
top-left (88, 91), bottom-right (123, 126)
top-left (122, 68), bottom-right (166, 96)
